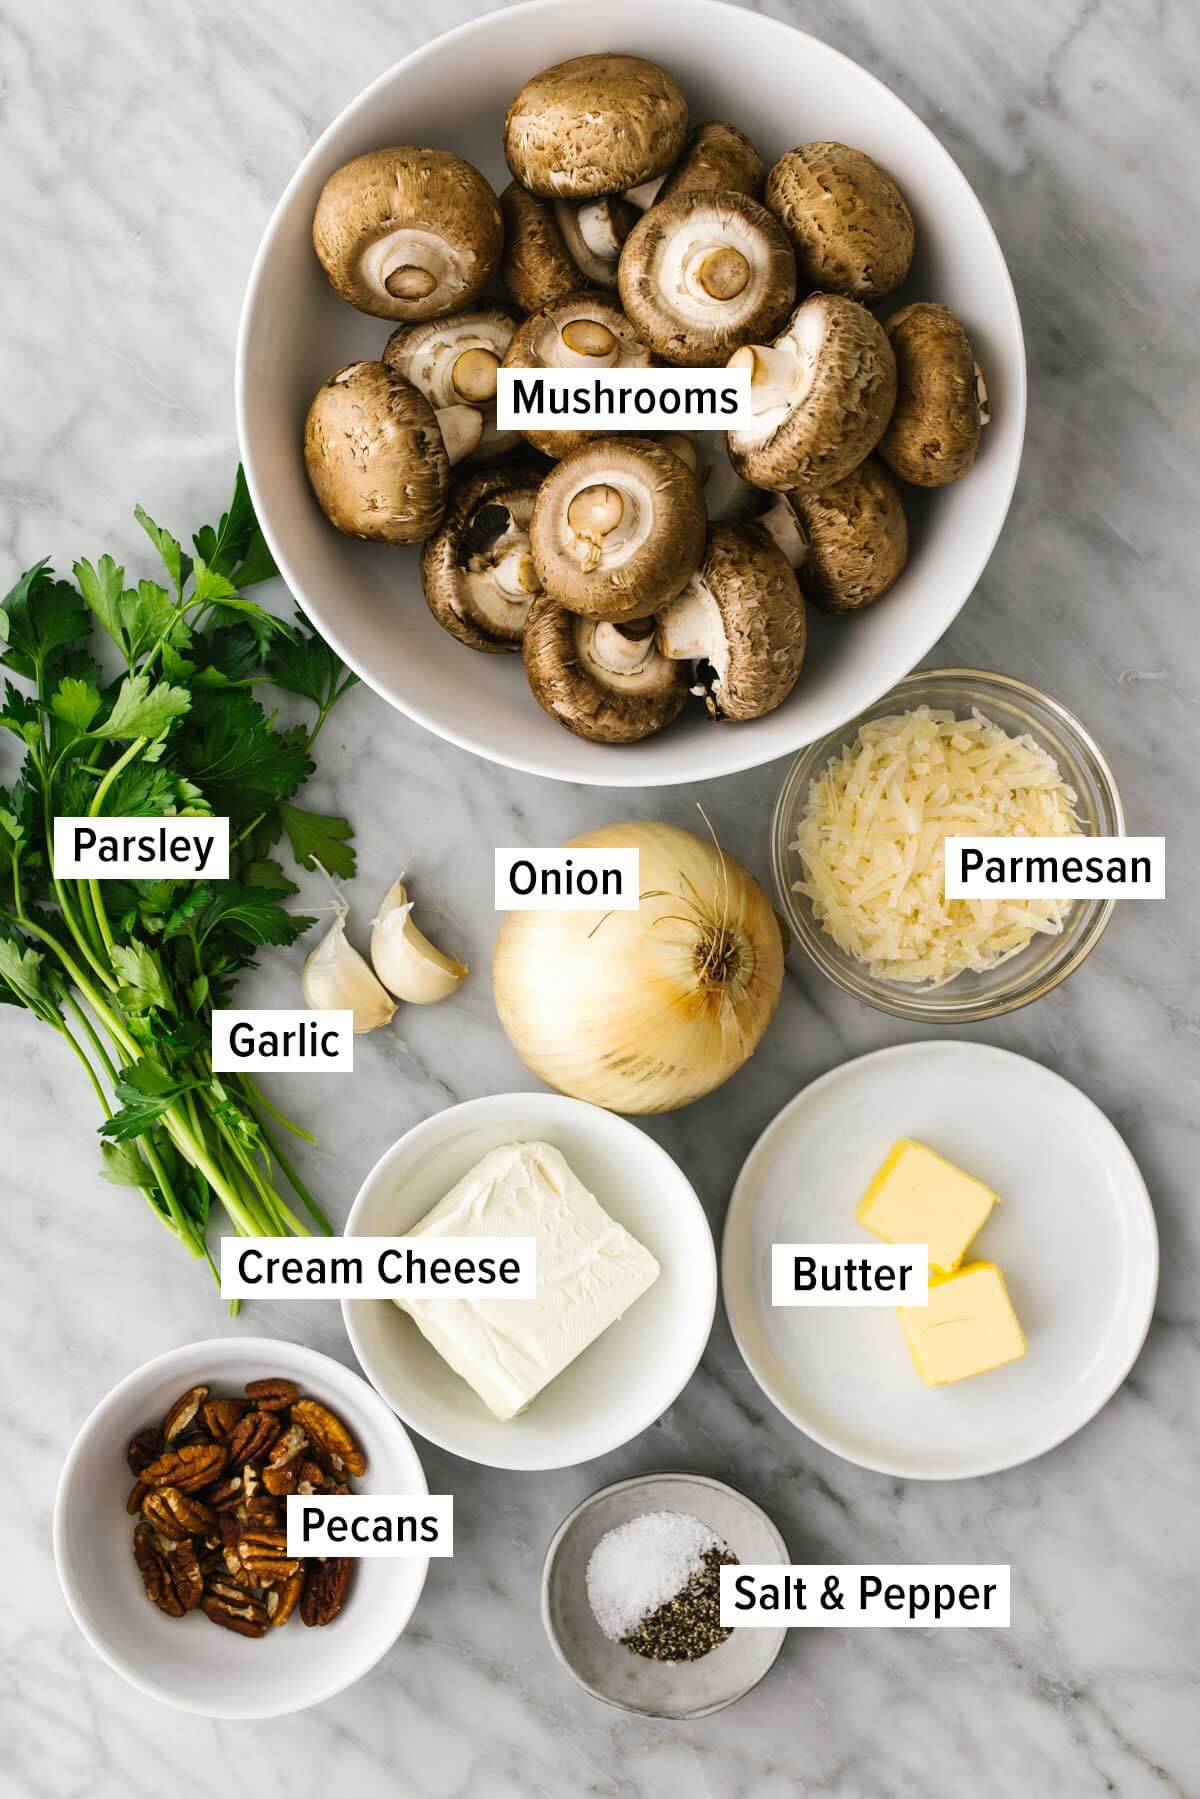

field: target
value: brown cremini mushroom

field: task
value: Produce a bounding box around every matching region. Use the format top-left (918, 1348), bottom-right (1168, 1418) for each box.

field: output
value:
top-left (655, 523), bottom-right (806, 720)
top-left (531, 436), bottom-right (706, 621)
top-left (877, 302), bottom-right (987, 486)
top-left (421, 467), bottom-right (545, 652)
top-left (304, 360), bottom-right (481, 543)
top-left (502, 294), bottom-right (654, 460)
top-left (757, 456), bottom-right (909, 612)
top-left (726, 294), bottom-right (897, 492)
top-left (764, 143), bottom-right (914, 304)
top-left (499, 182), bottom-right (639, 311)
top-left (618, 189), bottom-right (796, 366)
top-left (504, 54), bottom-right (688, 200)
top-left (523, 601), bottom-right (689, 742)
top-left (312, 148), bottom-right (503, 321)
top-left (655, 121), bottom-right (765, 206)
top-left (384, 304), bottom-right (520, 464)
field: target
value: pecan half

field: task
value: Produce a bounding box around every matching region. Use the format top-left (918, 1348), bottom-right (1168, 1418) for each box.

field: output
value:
top-left (160, 1385), bottom-right (209, 1443)
top-left (207, 1474), bottom-right (244, 1512)
top-left (202, 1580), bottom-right (270, 1638)
top-left (127, 1428), bottom-right (161, 1476)
top-left (290, 1401), bottom-right (366, 1479)
top-left (168, 1538), bottom-right (204, 1611)
top-left (134, 1523), bottom-right (184, 1617)
top-left (238, 1527), bottom-right (301, 1585)
top-left (141, 1486), bottom-right (216, 1540)
top-left (201, 1397), bottom-right (246, 1442)
top-left (141, 1442), bottom-right (228, 1494)
top-left (227, 1411), bottom-right (280, 1472)
top-left (300, 1557), bottom-right (352, 1627)
top-left (262, 1423), bottom-right (309, 1495)
top-left (127, 1479), bottom-right (149, 1516)
top-left (245, 1377), bottom-right (300, 1412)
top-left (267, 1567), bottom-right (305, 1629)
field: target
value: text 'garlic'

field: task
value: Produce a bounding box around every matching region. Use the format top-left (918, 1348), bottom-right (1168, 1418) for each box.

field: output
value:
top-left (302, 898), bottom-right (396, 1033)
top-left (371, 878), bottom-right (468, 1004)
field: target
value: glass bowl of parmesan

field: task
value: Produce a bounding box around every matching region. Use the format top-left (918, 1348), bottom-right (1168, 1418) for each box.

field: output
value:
top-left (772, 668), bottom-right (1124, 1021)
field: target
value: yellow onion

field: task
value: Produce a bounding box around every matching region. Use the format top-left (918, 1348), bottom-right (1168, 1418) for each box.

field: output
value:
top-left (492, 820), bottom-right (785, 1114)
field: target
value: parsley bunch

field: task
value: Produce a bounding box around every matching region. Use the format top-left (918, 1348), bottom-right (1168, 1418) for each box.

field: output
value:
top-left (0, 469), bottom-right (359, 1299)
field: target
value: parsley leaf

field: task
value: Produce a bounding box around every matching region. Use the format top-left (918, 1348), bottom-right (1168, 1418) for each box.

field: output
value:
top-left (95, 672), bottom-right (191, 742)
top-left (0, 564), bottom-right (88, 681)
top-left (134, 505), bottom-right (192, 599)
top-left (280, 801), bottom-right (356, 879)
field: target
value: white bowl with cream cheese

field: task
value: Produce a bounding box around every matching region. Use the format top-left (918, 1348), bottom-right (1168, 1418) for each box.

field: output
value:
top-left (342, 1094), bottom-right (717, 1469)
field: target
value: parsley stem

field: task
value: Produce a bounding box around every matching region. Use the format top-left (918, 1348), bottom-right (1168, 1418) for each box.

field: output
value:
top-left (240, 1075), bottom-right (316, 1143)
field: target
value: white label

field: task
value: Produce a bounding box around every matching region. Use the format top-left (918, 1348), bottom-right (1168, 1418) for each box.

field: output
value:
top-left (211, 1009), bottom-right (353, 1072)
top-left (495, 847), bottom-right (640, 911)
top-left (945, 836), bottom-right (1165, 898)
top-left (771, 1244), bottom-right (928, 1307)
top-left (53, 816), bottom-right (229, 879)
top-left (721, 1565), bottom-right (1010, 1628)
top-left (496, 366), bottom-right (752, 432)
top-left (286, 1494), bottom-right (454, 1559)
top-left (220, 1236), bottom-right (536, 1299)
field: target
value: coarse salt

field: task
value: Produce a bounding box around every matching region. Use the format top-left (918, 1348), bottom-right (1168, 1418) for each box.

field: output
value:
top-left (586, 1510), bottom-right (723, 1641)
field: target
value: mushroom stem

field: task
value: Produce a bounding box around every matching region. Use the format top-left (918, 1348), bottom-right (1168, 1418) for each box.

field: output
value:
top-left (576, 196), bottom-right (637, 258)
top-left (566, 482), bottom-right (633, 571)
top-left (451, 347), bottom-right (501, 403)
top-left (656, 578), bottom-right (720, 664)
top-left (493, 545), bottom-right (542, 598)
top-left (590, 618), bottom-right (659, 677)
top-left (728, 341), bottom-right (800, 412)
top-left (756, 496), bottom-right (808, 569)
top-left (436, 404), bottom-right (485, 465)
top-left (557, 319), bottom-right (620, 365)
top-left (692, 246), bottom-right (751, 301)
top-left (386, 264), bottom-right (439, 300)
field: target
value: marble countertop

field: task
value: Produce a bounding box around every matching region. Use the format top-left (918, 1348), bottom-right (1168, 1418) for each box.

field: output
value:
top-left (1, 1), bottom-right (1196, 1793)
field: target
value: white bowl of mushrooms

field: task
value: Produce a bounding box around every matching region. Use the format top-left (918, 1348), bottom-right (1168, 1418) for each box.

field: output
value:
top-left (237, 0), bottom-right (1025, 786)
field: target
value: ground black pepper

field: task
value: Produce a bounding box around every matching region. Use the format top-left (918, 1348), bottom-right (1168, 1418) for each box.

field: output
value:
top-left (621, 1547), bottom-right (739, 1661)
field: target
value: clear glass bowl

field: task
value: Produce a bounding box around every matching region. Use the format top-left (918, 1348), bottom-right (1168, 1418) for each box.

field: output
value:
top-left (771, 669), bottom-right (1125, 1022)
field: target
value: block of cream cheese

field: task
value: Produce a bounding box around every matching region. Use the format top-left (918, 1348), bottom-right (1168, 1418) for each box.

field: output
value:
top-left (858, 1138), bottom-right (999, 1274)
top-left (898, 1261), bottom-right (1027, 1386)
top-left (394, 1141), bottom-right (659, 1420)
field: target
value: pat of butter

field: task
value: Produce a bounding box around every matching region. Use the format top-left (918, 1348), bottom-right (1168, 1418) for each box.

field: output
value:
top-left (898, 1261), bottom-right (1027, 1386)
top-left (394, 1141), bottom-right (659, 1421)
top-left (857, 1138), bottom-right (999, 1274)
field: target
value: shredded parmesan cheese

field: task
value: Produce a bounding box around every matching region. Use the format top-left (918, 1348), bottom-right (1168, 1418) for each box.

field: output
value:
top-left (793, 707), bottom-right (1083, 986)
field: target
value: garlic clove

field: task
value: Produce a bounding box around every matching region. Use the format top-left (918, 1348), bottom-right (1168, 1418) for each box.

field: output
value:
top-left (371, 878), bottom-right (468, 1005)
top-left (302, 901), bottom-right (396, 1033)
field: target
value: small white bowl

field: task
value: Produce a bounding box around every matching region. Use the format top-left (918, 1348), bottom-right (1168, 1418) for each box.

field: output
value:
top-left (542, 1472), bottom-right (789, 1718)
top-left (236, 0), bottom-right (1025, 788)
top-left (54, 1337), bottom-right (430, 1718)
top-left (342, 1094), bottom-right (717, 1470)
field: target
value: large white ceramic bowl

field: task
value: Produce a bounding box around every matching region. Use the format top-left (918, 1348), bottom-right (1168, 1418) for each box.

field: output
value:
top-left (54, 1337), bottom-right (430, 1718)
top-left (236, 0), bottom-right (1025, 786)
top-left (342, 1093), bottom-right (717, 1470)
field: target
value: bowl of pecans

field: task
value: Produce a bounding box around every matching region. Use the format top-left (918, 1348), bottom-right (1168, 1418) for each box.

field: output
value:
top-left (53, 1337), bottom-right (430, 1717)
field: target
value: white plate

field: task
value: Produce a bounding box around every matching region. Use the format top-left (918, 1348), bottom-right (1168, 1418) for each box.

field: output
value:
top-left (54, 1337), bottom-right (429, 1718)
top-left (722, 1043), bottom-right (1157, 1479)
top-left (236, 0), bottom-right (1025, 787)
top-left (342, 1094), bottom-right (717, 1470)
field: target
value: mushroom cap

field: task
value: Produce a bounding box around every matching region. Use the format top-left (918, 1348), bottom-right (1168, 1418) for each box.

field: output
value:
top-left (657, 523), bottom-right (806, 721)
top-left (531, 436), bottom-right (706, 621)
top-left (657, 121), bottom-right (766, 205)
top-left (764, 143), bottom-right (914, 304)
top-left (523, 598), bottom-right (689, 742)
top-left (504, 54), bottom-right (688, 199)
top-left (312, 147), bottom-right (503, 321)
top-left (420, 465), bottom-right (544, 652)
top-left (304, 360), bottom-right (449, 543)
top-left (502, 293), bottom-right (654, 460)
top-left (727, 294), bottom-right (897, 493)
top-left (500, 182), bottom-right (597, 314)
top-left (618, 189), bottom-right (796, 366)
top-left (384, 303), bottom-right (520, 464)
top-left (784, 455), bottom-right (908, 612)
top-left (877, 302), bottom-right (983, 486)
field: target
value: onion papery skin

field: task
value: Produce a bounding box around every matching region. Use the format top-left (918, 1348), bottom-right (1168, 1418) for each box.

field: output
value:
top-left (492, 821), bottom-right (785, 1114)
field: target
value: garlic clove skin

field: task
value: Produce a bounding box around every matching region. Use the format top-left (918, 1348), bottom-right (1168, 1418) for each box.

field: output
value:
top-left (371, 879), bottom-right (468, 1004)
top-left (302, 903), bottom-right (396, 1033)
